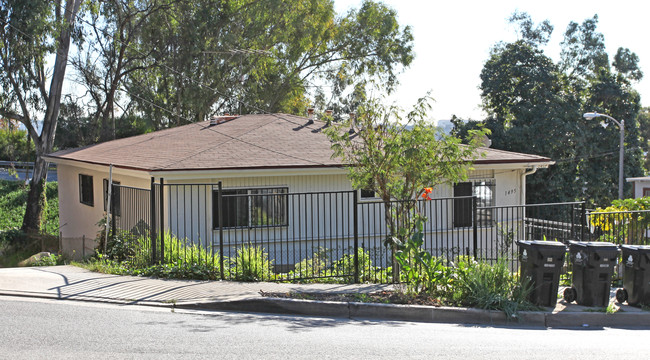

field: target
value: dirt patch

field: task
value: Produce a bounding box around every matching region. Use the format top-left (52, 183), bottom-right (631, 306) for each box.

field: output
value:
top-left (259, 290), bottom-right (443, 306)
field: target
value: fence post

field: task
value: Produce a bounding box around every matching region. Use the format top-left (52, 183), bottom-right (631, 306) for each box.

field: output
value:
top-left (159, 177), bottom-right (165, 263)
top-left (110, 183), bottom-right (116, 238)
top-left (581, 201), bottom-right (586, 241)
top-left (472, 196), bottom-right (478, 260)
top-left (353, 191), bottom-right (359, 284)
top-left (218, 181), bottom-right (225, 280)
top-left (150, 177), bottom-right (157, 264)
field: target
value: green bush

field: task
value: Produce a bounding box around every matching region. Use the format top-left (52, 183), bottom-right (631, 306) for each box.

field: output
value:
top-left (453, 257), bottom-right (536, 318)
top-left (395, 220), bottom-right (454, 296)
top-left (331, 247), bottom-right (388, 284)
top-left (32, 253), bottom-right (64, 266)
top-left (0, 229), bottom-right (60, 267)
top-left (289, 248), bottom-right (331, 281)
top-left (159, 235), bottom-right (221, 268)
top-left (129, 262), bottom-right (220, 280)
top-left (230, 245), bottom-right (273, 281)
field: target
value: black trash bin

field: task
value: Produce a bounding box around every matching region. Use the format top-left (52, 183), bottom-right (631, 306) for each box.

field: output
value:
top-left (615, 245), bottom-right (650, 306)
top-left (563, 241), bottom-right (619, 307)
top-left (517, 240), bottom-right (567, 307)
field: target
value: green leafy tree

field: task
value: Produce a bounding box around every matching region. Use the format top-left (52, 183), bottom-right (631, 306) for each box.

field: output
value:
top-left (325, 97), bottom-right (486, 279)
top-left (479, 37), bottom-right (582, 204)
top-left (567, 16), bottom-right (645, 205)
top-left (70, 0), bottom-right (169, 142)
top-left (458, 12), bottom-right (645, 206)
top-left (0, 128), bottom-right (34, 162)
top-left (0, 0), bottom-right (82, 232)
top-left (637, 107), bottom-right (650, 172)
top-left (127, 0), bottom-right (413, 128)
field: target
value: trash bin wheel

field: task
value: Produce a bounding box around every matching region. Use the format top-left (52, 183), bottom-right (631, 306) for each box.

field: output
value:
top-left (616, 288), bottom-right (628, 304)
top-left (564, 287), bottom-right (577, 303)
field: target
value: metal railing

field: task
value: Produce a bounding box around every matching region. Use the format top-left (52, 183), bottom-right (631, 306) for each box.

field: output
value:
top-left (586, 209), bottom-right (650, 245)
top-left (104, 179), bottom-right (602, 283)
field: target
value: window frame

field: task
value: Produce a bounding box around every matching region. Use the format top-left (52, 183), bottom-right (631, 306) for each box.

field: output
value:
top-left (79, 174), bottom-right (94, 207)
top-left (358, 188), bottom-right (380, 202)
top-left (212, 186), bottom-right (289, 229)
top-left (453, 178), bottom-right (496, 228)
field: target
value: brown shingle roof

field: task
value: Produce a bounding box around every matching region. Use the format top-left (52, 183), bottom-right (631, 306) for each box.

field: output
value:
top-left (46, 113), bottom-right (552, 172)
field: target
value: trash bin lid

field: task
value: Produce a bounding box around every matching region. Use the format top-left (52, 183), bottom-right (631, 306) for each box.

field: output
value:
top-left (568, 241), bottom-right (618, 251)
top-left (620, 244), bottom-right (650, 253)
top-left (517, 240), bottom-right (567, 247)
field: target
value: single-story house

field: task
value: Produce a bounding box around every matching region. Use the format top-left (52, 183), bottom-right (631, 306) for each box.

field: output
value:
top-left (44, 113), bottom-right (554, 264)
top-left (627, 177), bottom-right (650, 199)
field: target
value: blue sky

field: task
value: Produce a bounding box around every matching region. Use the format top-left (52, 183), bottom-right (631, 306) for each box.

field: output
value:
top-left (335, 0), bottom-right (650, 123)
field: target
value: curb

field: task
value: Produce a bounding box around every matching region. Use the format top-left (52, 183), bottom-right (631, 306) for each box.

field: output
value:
top-left (4, 290), bottom-right (650, 328)
top-left (177, 297), bottom-right (650, 328)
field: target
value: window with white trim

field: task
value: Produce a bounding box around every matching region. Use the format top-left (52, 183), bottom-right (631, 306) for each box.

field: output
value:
top-left (453, 179), bottom-right (495, 227)
top-left (213, 187), bottom-right (288, 229)
top-left (358, 188), bottom-right (379, 201)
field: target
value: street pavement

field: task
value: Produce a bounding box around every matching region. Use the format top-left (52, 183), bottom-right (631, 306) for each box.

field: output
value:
top-left (1, 265), bottom-right (648, 328)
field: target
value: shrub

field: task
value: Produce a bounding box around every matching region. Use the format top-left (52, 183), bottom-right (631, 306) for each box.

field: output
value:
top-left (130, 262), bottom-right (220, 280)
top-left (289, 248), bottom-right (331, 282)
top-left (230, 245), bottom-right (273, 281)
top-left (331, 247), bottom-right (388, 284)
top-left (159, 235), bottom-right (221, 268)
top-left (32, 253), bottom-right (64, 266)
top-left (395, 220), bottom-right (454, 296)
top-left (453, 257), bottom-right (536, 318)
top-left (99, 231), bottom-right (221, 270)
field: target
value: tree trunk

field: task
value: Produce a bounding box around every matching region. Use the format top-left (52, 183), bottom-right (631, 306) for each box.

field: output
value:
top-left (21, 0), bottom-right (82, 233)
top-left (22, 156), bottom-right (47, 233)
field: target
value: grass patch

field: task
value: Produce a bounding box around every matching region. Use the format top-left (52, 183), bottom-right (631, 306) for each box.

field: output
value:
top-left (0, 180), bottom-right (59, 235)
top-left (0, 179), bottom-right (60, 267)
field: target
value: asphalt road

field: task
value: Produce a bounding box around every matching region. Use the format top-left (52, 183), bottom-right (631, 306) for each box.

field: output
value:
top-left (1, 295), bottom-right (649, 359)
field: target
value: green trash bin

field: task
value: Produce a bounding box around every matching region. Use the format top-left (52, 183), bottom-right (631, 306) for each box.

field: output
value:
top-left (563, 241), bottom-right (619, 307)
top-left (517, 240), bottom-right (567, 307)
top-left (615, 245), bottom-right (650, 307)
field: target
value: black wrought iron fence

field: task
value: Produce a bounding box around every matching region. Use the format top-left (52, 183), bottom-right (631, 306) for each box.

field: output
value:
top-left (108, 183), bottom-right (153, 266)
top-left (586, 209), bottom-right (650, 245)
top-left (108, 179), bottom-right (593, 283)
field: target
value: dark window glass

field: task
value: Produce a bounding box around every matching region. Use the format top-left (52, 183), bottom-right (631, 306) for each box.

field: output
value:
top-left (212, 188), bottom-right (288, 229)
top-left (79, 174), bottom-right (94, 206)
top-left (360, 188), bottom-right (376, 199)
top-left (453, 179), bottom-right (495, 228)
top-left (453, 182), bottom-right (472, 227)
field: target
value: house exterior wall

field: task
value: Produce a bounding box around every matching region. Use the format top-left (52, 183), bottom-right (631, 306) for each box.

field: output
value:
top-left (55, 161), bottom-right (527, 263)
top-left (56, 162), bottom-right (150, 258)
top-left (629, 178), bottom-right (650, 199)
top-left (161, 168), bottom-right (525, 267)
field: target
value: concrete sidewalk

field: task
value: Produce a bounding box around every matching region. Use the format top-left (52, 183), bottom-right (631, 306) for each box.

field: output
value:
top-left (1, 265), bottom-right (649, 328)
